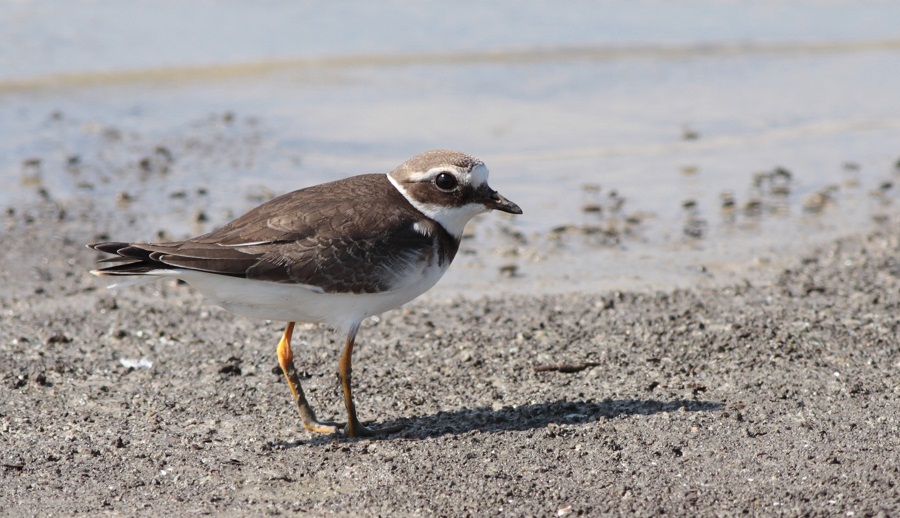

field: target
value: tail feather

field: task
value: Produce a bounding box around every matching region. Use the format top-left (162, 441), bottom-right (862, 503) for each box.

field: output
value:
top-left (87, 241), bottom-right (172, 279)
top-left (88, 242), bottom-right (134, 255)
top-left (89, 263), bottom-right (166, 276)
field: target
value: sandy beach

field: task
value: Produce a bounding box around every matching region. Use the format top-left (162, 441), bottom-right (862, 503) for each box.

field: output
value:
top-left (1, 177), bottom-right (898, 515)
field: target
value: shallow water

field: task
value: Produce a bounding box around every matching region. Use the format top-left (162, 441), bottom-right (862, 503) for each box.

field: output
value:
top-left (3, 1), bottom-right (900, 295)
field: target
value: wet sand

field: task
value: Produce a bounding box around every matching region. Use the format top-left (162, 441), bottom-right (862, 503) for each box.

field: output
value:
top-left (1, 172), bottom-right (898, 515)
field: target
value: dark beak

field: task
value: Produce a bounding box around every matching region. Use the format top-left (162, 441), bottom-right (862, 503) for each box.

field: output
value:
top-left (483, 189), bottom-right (523, 215)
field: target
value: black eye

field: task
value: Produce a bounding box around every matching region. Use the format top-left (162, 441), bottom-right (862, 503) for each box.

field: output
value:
top-left (434, 172), bottom-right (458, 191)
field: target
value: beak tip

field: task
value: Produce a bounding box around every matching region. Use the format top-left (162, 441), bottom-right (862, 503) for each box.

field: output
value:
top-left (483, 188), bottom-right (522, 215)
top-left (490, 198), bottom-right (522, 215)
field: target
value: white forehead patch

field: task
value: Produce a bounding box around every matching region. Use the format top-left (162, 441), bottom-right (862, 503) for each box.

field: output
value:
top-left (469, 163), bottom-right (489, 187)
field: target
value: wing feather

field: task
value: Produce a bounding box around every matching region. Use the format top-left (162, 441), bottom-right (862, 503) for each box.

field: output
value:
top-left (88, 174), bottom-right (454, 293)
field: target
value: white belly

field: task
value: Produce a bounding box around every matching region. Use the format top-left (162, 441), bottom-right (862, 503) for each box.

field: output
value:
top-left (165, 262), bottom-right (448, 333)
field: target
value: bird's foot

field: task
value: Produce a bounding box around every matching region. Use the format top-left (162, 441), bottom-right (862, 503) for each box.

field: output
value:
top-left (343, 420), bottom-right (404, 438)
top-left (301, 418), bottom-right (345, 435)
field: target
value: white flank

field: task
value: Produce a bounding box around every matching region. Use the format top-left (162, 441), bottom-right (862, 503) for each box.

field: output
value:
top-left (413, 221), bottom-right (432, 236)
top-left (95, 265), bottom-right (447, 335)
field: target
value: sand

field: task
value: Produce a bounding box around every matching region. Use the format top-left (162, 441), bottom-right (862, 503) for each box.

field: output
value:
top-left (1, 184), bottom-right (898, 516)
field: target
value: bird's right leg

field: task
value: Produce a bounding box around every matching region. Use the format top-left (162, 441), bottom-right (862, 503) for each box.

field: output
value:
top-left (276, 322), bottom-right (343, 434)
top-left (337, 324), bottom-right (404, 438)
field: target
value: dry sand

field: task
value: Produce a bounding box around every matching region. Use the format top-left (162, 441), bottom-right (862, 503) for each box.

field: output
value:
top-left (1, 186), bottom-right (898, 516)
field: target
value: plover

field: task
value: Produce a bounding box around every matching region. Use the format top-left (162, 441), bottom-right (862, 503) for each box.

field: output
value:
top-left (88, 149), bottom-right (522, 437)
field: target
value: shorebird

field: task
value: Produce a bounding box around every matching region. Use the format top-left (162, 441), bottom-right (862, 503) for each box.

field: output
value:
top-left (88, 149), bottom-right (522, 437)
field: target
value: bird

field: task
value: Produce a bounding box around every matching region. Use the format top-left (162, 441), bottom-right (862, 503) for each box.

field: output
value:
top-left (88, 149), bottom-right (522, 438)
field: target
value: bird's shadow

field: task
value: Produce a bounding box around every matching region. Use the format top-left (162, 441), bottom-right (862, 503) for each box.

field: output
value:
top-left (269, 398), bottom-right (723, 448)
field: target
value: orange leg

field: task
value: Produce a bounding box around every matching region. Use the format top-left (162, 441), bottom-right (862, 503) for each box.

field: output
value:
top-left (276, 322), bottom-right (342, 434)
top-left (337, 324), bottom-right (404, 438)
